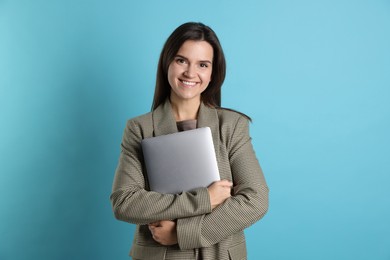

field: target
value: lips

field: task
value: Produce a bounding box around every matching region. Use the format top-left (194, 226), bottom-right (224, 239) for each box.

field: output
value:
top-left (179, 79), bottom-right (198, 87)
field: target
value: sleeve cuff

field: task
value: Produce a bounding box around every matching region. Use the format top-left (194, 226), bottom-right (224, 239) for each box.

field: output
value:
top-left (176, 187), bottom-right (211, 249)
top-left (177, 214), bottom-right (205, 250)
top-left (195, 187), bottom-right (212, 214)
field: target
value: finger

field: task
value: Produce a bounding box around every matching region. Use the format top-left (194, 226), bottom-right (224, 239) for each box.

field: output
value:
top-left (149, 225), bottom-right (156, 233)
top-left (149, 221), bottom-right (160, 227)
top-left (152, 234), bottom-right (159, 242)
top-left (220, 180), bottom-right (233, 187)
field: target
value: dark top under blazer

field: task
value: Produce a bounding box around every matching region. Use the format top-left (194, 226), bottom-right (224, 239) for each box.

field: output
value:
top-left (110, 99), bottom-right (269, 260)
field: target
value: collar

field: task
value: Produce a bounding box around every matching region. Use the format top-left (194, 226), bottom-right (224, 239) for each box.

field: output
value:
top-left (152, 99), bottom-right (220, 157)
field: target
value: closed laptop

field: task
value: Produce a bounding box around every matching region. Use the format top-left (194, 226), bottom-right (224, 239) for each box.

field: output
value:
top-left (141, 127), bottom-right (220, 194)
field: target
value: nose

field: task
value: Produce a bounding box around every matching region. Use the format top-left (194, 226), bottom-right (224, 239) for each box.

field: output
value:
top-left (184, 64), bottom-right (196, 78)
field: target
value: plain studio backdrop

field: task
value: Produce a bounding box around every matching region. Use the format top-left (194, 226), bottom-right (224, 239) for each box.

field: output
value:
top-left (1, 0), bottom-right (389, 259)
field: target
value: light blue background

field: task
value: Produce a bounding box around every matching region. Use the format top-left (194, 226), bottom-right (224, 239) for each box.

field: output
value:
top-left (1, 0), bottom-right (389, 259)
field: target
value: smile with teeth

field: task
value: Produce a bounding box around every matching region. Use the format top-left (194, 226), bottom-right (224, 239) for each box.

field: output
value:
top-left (180, 79), bottom-right (198, 87)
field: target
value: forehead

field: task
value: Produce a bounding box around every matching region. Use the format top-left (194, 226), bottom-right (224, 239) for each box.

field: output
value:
top-left (176, 40), bottom-right (214, 61)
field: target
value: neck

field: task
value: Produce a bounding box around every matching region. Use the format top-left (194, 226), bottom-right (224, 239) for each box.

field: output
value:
top-left (170, 96), bottom-right (201, 121)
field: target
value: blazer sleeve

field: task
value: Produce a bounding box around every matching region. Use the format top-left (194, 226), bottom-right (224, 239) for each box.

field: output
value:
top-left (110, 119), bottom-right (212, 225)
top-left (176, 116), bottom-right (269, 249)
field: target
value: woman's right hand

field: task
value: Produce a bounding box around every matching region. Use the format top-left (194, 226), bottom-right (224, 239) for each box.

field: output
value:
top-left (207, 180), bottom-right (233, 210)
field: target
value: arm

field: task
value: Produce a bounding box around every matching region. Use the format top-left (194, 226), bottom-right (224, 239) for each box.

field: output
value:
top-left (110, 119), bottom-right (212, 225)
top-left (148, 180), bottom-right (233, 245)
top-left (176, 116), bottom-right (269, 249)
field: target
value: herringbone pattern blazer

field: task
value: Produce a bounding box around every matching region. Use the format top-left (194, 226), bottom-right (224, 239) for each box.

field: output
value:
top-left (111, 100), bottom-right (269, 260)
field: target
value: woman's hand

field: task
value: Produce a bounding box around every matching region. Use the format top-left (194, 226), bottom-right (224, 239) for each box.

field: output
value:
top-left (148, 220), bottom-right (178, 246)
top-left (207, 180), bottom-right (233, 210)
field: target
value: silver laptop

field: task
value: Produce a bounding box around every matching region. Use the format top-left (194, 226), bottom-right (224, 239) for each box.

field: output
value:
top-left (141, 127), bottom-right (220, 194)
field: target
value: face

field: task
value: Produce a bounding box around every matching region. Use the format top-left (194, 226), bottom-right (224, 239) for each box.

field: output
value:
top-left (167, 40), bottom-right (213, 104)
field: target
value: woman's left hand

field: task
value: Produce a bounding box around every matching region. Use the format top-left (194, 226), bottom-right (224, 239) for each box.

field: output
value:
top-left (148, 220), bottom-right (178, 246)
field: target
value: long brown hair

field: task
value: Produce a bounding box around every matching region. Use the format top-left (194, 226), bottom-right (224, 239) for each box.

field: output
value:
top-left (152, 22), bottom-right (226, 110)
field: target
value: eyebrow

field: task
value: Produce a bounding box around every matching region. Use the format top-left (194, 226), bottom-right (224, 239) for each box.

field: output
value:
top-left (175, 55), bottom-right (212, 64)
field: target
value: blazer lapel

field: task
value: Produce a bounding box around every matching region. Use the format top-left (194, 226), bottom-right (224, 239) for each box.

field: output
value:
top-left (197, 102), bottom-right (220, 159)
top-left (152, 99), bottom-right (178, 137)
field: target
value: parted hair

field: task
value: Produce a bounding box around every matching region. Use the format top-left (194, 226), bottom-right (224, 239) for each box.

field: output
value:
top-left (152, 22), bottom-right (226, 110)
top-left (151, 22), bottom-right (251, 121)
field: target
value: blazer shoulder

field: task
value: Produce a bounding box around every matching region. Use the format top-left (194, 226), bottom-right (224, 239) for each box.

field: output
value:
top-left (215, 108), bottom-right (251, 146)
top-left (216, 107), bottom-right (250, 127)
top-left (127, 111), bottom-right (153, 126)
top-left (123, 111), bottom-right (154, 140)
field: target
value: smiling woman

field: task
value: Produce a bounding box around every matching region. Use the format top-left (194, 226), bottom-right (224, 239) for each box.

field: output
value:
top-left (110, 22), bottom-right (269, 260)
top-left (168, 40), bottom-right (213, 121)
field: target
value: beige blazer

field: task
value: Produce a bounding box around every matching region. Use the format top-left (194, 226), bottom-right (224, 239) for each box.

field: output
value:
top-left (111, 99), bottom-right (269, 260)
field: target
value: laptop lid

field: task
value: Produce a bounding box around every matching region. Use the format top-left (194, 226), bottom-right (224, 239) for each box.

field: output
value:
top-left (141, 127), bottom-right (220, 194)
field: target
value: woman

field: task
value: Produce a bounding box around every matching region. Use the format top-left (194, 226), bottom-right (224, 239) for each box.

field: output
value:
top-left (110, 22), bottom-right (269, 260)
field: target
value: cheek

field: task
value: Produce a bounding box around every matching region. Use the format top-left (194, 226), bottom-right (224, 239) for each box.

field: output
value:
top-left (167, 63), bottom-right (183, 79)
top-left (201, 73), bottom-right (212, 91)
top-left (203, 70), bottom-right (212, 83)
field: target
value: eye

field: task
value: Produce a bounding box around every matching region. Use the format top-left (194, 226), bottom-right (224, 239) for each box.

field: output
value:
top-left (200, 63), bottom-right (209, 68)
top-left (176, 58), bottom-right (186, 64)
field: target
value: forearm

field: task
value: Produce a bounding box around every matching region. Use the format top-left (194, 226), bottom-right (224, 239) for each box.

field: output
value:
top-left (111, 185), bottom-right (212, 225)
top-left (176, 183), bottom-right (269, 249)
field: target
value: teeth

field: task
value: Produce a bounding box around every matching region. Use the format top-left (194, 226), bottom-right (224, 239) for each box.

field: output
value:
top-left (182, 80), bottom-right (196, 86)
